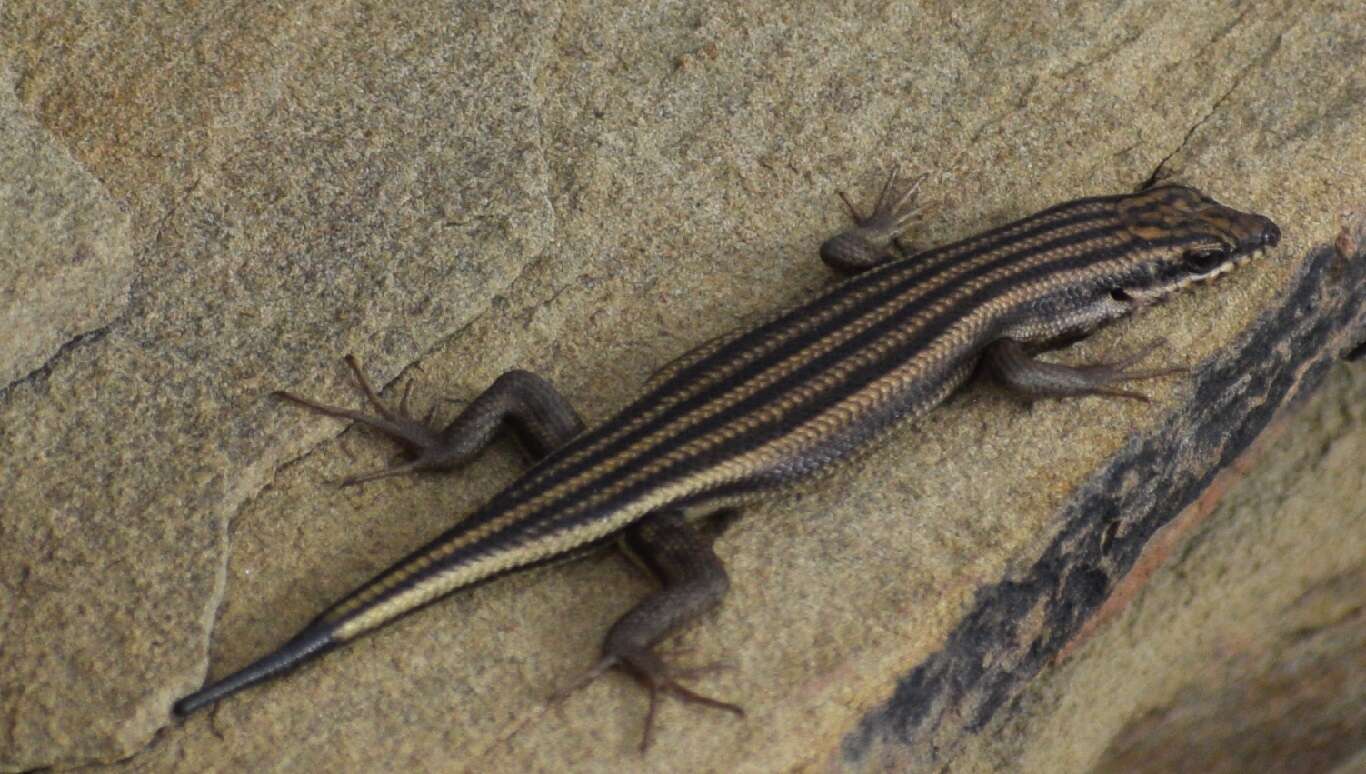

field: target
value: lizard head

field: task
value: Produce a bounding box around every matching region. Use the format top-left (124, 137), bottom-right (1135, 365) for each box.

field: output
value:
top-left (1111, 184), bottom-right (1280, 304)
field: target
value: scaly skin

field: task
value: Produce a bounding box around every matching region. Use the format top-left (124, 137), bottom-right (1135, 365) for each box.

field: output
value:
top-left (174, 179), bottom-right (1279, 749)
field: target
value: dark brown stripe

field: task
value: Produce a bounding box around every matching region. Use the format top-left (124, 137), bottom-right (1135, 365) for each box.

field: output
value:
top-left (342, 230), bottom-right (1169, 618)
top-left (322, 199), bottom-right (1196, 625)
top-left (522, 235), bottom-right (1157, 537)
top-left (500, 206), bottom-right (1121, 504)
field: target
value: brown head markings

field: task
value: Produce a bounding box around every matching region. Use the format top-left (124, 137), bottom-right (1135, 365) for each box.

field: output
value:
top-left (1111, 185), bottom-right (1280, 302)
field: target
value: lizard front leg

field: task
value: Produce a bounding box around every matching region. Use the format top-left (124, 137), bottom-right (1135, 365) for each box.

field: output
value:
top-left (820, 166), bottom-right (927, 274)
top-left (982, 338), bottom-right (1186, 403)
top-left (276, 355), bottom-right (584, 484)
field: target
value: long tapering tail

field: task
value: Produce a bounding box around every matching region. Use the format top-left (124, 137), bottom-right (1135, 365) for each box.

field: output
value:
top-left (173, 624), bottom-right (338, 717)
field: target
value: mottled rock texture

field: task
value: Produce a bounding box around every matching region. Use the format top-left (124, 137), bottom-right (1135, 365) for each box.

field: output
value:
top-left (0, 1), bottom-right (1361, 771)
top-left (938, 364), bottom-right (1365, 774)
top-left (0, 67), bottom-right (132, 390)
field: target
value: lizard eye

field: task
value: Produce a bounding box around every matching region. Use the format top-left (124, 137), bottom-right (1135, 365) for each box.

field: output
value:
top-left (1184, 245), bottom-right (1230, 273)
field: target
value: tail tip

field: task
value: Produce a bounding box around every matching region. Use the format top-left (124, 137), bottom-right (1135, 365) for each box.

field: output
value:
top-left (168, 624), bottom-right (337, 719)
top-left (172, 690), bottom-right (209, 718)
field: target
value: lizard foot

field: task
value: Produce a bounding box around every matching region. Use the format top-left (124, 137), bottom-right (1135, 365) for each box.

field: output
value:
top-left (822, 164), bottom-right (928, 272)
top-left (987, 337), bottom-right (1189, 404)
top-left (837, 163), bottom-right (927, 236)
top-left (554, 650), bottom-right (743, 752)
top-left (1063, 337), bottom-right (1189, 402)
top-left (274, 354), bottom-right (447, 486)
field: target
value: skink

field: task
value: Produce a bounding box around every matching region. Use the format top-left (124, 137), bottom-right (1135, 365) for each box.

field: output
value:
top-left (173, 175), bottom-right (1279, 748)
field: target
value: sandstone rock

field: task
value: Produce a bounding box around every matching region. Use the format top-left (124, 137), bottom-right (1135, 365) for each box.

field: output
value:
top-left (0, 2), bottom-right (1361, 771)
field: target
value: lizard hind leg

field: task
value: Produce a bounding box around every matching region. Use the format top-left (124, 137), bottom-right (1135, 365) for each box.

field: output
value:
top-left (275, 355), bottom-right (584, 486)
top-left (553, 509), bottom-right (743, 751)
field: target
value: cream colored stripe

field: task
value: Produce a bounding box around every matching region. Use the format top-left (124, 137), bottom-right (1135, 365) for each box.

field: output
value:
top-left (507, 203), bottom-right (1114, 498)
top-left (333, 219), bottom-right (1131, 631)
top-left (486, 220), bottom-right (1126, 526)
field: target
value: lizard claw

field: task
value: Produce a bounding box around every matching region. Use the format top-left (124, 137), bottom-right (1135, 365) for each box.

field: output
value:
top-left (274, 355), bottom-right (454, 485)
top-left (986, 337), bottom-right (1189, 404)
top-left (822, 164), bottom-right (929, 273)
top-left (839, 165), bottom-right (927, 237)
top-left (1070, 337), bottom-right (1188, 403)
top-left (551, 650), bottom-right (744, 752)
top-left (636, 670), bottom-right (744, 753)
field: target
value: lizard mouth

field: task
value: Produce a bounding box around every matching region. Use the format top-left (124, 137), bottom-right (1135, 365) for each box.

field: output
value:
top-left (1118, 243), bottom-right (1273, 306)
top-left (1182, 242), bottom-right (1266, 282)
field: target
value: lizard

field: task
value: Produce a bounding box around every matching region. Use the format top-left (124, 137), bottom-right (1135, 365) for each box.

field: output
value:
top-left (172, 173), bottom-right (1280, 749)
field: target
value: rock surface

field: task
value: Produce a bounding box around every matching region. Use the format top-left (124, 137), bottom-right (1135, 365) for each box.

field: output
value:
top-left (941, 364), bottom-right (1365, 774)
top-left (0, 66), bottom-right (132, 390)
top-left (0, 1), bottom-right (1361, 771)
